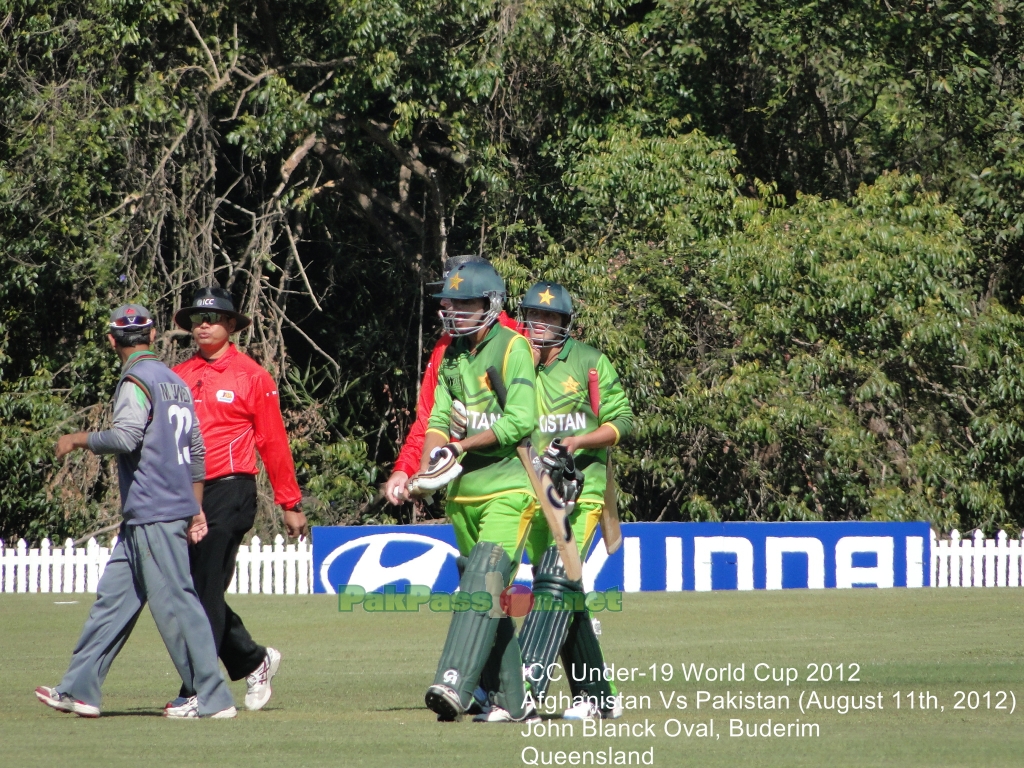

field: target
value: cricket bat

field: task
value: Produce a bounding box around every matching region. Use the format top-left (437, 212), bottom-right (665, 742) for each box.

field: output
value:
top-left (588, 368), bottom-right (622, 555)
top-left (487, 366), bottom-right (584, 581)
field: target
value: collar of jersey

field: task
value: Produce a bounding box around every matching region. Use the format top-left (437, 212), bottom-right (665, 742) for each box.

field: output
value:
top-left (198, 343), bottom-right (239, 371)
top-left (121, 350), bottom-right (158, 372)
top-left (556, 337), bottom-right (575, 361)
top-left (453, 322), bottom-right (500, 356)
top-left (539, 337), bottom-right (574, 372)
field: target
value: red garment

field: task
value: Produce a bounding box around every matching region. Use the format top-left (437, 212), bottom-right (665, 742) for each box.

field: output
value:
top-left (174, 344), bottom-right (302, 510)
top-left (393, 312), bottom-right (523, 476)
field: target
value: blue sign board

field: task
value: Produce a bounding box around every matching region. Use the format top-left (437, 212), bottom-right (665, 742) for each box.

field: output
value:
top-left (312, 521), bottom-right (931, 594)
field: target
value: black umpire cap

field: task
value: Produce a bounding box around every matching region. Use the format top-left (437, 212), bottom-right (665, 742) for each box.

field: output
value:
top-left (174, 286), bottom-right (252, 332)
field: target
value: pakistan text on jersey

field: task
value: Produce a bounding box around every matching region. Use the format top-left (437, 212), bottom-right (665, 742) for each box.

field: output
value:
top-left (469, 411), bottom-right (502, 429)
top-left (158, 382), bottom-right (192, 403)
top-left (538, 412), bottom-right (588, 433)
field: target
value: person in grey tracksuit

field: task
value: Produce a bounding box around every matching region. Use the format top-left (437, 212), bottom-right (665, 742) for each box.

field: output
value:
top-left (35, 303), bottom-right (235, 719)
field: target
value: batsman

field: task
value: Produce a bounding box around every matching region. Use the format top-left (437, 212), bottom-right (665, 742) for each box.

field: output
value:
top-left (409, 260), bottom-right (540, 723)
top-left (519, 281), bottom-right (634, 720)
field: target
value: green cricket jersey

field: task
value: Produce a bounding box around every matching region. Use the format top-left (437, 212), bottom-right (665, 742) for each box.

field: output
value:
top-left (427, 323), bottom-right (537, 500)
top-left (533, 338), bottom-right (633, 503)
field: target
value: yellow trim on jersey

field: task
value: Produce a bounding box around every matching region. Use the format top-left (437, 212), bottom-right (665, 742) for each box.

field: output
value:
top-left (603, 422), bottom-right (622, 445)
top-left (579, 503), bottom-right (603, 557)
top-left (452, 487), bottom-right (536, 504)
top-left (513, 499), bottom-right (539, 565)
top-left (501, 331), bottom-right (528, 384)
top-left (425, 428), bottom-right (450, 441)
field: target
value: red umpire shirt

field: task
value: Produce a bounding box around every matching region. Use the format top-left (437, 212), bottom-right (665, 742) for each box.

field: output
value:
top-left (174, 344), bottom-right (302, 510)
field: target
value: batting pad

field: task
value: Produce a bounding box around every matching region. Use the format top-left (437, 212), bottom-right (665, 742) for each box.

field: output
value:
top-left (519, 545), bottom-right (580, 701)
top-left (431, 541), bottom-right (512, 709)
top-left (478, 615), bottom-right (531, 719)
top-left (562, 604), bottom-right (616, 705)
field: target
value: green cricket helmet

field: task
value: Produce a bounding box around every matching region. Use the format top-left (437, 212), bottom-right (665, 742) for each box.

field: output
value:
top-left (519, 281), bottom-right (574, 347)
top-left (433, 261), bottom-right (506, 336)
top-left (426, 253), bottom-right (488, 292)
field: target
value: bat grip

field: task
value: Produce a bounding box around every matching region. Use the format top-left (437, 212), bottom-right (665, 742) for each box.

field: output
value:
top-left (486, 366), bottom-right (508, 411)
top-left (587, 368), bottom-right (600, 417)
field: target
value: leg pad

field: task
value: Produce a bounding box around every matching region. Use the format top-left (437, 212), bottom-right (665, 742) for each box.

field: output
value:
top-left (427, 542), bottom-right (511, 717)
top-left (519, 546), bottom-right (580, 702)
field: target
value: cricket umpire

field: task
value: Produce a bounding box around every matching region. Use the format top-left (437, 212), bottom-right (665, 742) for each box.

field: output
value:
top-left (36, 304), bottom-right (236, 719)
top-left (169, 286), bottom-right (307, 713)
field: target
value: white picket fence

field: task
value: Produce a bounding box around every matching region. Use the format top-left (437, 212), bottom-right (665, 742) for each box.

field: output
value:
top-left (0, 535), bottom-right (312, 594)
top-left (1, 528), bottom-right (1022, 593)
top-left (931, 529), bottom-right (1024, 588)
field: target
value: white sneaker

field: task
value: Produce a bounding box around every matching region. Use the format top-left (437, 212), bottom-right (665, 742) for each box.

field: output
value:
top-left (164, 696), bottom-right (198, 718)
top-left (563, 698), bottom-right (623, 720)
top-left (606, 698), bottom-right (624, 719)
top-left (35, 686), bottom-right (100, 718)
top-left (244, 647), bottom-right (281, 711)
top-left (563, 700), bottom-right (601, 720)
top-left (474, 703), bottom-right (540, 723)
top-left (206, 706), bottom-right (238, 719)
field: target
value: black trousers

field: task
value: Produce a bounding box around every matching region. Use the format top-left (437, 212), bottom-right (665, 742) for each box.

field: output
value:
top-left (180, 475), bottom-right (265, 696)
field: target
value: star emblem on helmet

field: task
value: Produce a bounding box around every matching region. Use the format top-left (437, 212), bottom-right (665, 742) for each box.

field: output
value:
top-left (538, 288), bottom-right (555, 305)
top-left (448, 274), bottom-right (464, 291)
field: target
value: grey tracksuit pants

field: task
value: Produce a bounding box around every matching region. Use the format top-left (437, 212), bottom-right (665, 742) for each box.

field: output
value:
top-left (57, 519), bottom-right (234, 715)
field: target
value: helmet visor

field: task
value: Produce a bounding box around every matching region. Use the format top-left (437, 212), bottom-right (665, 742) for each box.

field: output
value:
top-left (438, 307), bottom-right (499, 337)
top-left (523, 318), bottom-right (572, 347)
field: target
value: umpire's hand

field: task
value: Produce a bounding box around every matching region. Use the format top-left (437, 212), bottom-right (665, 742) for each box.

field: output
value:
top-left (384, 471), bottom-right (411, 505)
top-left (284, 507), bottom-right (309, 539)
top-left (188, 511), bottom-right (209, 544)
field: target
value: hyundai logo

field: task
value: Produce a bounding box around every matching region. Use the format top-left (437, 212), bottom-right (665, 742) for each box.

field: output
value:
top-left (317, 532), bottom-right (461, 594)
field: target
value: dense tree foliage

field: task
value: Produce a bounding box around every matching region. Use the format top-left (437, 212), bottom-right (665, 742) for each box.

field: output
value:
top-left (2, 0), bottom-right (1022, 542)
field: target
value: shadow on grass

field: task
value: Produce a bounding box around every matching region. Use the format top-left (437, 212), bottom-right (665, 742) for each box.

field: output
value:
top-left (99, 710), bottom-right (168, 717)
top-left (373, 705), bottom-right (426, 712)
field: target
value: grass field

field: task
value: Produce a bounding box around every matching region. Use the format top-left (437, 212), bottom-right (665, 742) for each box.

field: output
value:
top-left (2, 589), bottom-right (1023, 767)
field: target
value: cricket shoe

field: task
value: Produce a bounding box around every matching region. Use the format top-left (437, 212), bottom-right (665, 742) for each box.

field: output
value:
top-left (563, 698), bottom-right (624, 720)
top-left (473, 703), bottom-right (541, 723)
top-left (164, 696), bottom-right (198, 718)
top-left (205, 706), bottom-right (238, 719)
top-left (34, 686), bottom-right (99, 718)
top-left (244, 647), bottom-right (281, 711)
top-left (425, 684), bottom-right (464, 722)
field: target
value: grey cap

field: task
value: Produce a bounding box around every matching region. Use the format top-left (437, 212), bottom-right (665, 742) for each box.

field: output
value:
top-left (108, 303), bottom-right (154, 329)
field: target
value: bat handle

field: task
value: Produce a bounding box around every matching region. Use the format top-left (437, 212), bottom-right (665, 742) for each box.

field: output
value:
top-left (587, 368), bottom-right (600, 417)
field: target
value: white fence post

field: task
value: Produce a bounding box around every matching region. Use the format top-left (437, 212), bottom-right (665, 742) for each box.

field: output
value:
top-left (41, 539), bottom-right (53, 592)
top-left (264, 536), bottom-right (276, 593)
top-left (298, 537), bottom-right (311, 594)
top-left (994, 531), bottom-right (1007, 587)
top-left (1013, 533), bottom-right (1024, 588)
top-left (951, 530), bottom-right (964, 587)
top-left (17, 539), bottom-right (29, 593)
